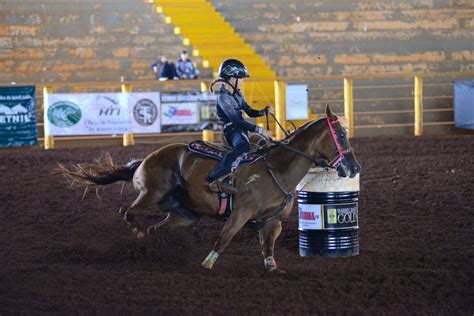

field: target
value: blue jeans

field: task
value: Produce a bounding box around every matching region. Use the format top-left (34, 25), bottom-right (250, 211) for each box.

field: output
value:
top-left (207, 126), bottom-right (251, 181)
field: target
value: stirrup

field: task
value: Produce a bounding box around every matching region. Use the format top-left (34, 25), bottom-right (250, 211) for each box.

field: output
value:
top-left (209, 174), bottom-right (238, 195)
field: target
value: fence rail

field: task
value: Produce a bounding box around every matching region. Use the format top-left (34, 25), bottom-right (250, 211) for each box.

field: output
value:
top-left (2, 70), bottom-right (472, 149)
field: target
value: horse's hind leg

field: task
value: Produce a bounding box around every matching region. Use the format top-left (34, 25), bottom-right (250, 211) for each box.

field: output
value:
top-left (121, 189), bottom-right (161, 238)
top-left (147, 195), bottom-right (201, 235)
top-left (259, 219), bottom-right (282, 272)
top-left (147, 211), bottom-right (199, 235)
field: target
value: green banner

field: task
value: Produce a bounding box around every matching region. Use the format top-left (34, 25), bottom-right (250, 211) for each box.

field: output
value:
top-left (0, 86), bottom-right (37, 147)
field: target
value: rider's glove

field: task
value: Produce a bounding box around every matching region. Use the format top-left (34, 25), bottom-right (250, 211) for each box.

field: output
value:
top-left (259, 107), bottom-right (269, 117)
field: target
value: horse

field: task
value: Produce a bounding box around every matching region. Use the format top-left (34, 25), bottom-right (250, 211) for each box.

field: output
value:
top-left (60, 105), bottom-right (361, 272)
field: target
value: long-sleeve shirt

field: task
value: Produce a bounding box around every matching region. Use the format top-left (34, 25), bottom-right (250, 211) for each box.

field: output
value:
top-left (176, 59), bottom-right (198, 79)
top-left (150, 61), bottom-right (178, 80)
top-left (216, 86), bottom-right (265, 133)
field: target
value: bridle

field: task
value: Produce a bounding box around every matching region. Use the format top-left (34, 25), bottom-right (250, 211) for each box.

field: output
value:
top-left (325, 117), bottom-right (354, 168)
top-left (268, 116), bottom-right (353, 170)
top-left (257, 115), bottom-right (354, 224)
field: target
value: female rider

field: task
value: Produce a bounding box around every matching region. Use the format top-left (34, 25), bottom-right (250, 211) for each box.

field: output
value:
top-left (207, 59), bottom-right (273, 195)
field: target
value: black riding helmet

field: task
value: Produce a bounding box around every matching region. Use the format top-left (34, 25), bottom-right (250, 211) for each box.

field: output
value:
top-left (218, 59), bottom-right (250, 80)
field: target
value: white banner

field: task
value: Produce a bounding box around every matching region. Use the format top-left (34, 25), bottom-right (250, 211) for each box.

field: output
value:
top-left (45, 92), bottom-right (162, 136)
top-left (45, 93), bottom-right (129, 136)
top-left (161, 102), bottom-right (199, 125)
top-left (128, 92), bottom-right (161, 133)
top-left (286, 84), bottom-right (309, 120)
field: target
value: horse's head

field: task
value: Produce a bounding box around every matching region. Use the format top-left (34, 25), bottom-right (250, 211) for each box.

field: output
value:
top-left (316, 105), bottom-right (361, 178)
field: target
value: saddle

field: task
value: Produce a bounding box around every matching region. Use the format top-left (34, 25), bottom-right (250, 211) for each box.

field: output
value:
top-left (188, 140), bottom-right (267, 165)
top-left (188, 139), bottom-right (269, 219)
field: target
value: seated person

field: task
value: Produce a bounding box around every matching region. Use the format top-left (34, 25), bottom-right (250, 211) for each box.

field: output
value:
top-left (151, 55), bottom-right (179, 81)
top-left (176, 50), bottom-right (199, 79)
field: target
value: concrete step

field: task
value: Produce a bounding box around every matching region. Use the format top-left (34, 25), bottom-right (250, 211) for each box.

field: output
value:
top-left (211, 0), bottom-right (456, 11)
top-left (0, 2), bottom-right (156, 13)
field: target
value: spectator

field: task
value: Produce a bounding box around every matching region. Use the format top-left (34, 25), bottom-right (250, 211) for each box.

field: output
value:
top-left (151, 55), bottom-right (179, 81)
top-left (176, 50), bottom-right (199, 79)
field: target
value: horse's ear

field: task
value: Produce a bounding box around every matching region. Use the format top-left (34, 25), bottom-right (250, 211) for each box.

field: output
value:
top-left (325, 104), bottom-right (337, 120)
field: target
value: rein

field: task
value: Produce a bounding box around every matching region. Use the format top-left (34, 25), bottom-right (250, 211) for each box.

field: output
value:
top-left (261, 115), bottom-right (353, 197)
top-left (255, 112), bottom-right (353, 224)
top-left (265, 115), bottom-right (353, 169)
top-left (264, 110), bottom-right (297, 138)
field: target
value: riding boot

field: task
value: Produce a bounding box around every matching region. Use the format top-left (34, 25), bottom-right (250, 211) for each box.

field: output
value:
top-left (208, 174), bottom-right (238, 195)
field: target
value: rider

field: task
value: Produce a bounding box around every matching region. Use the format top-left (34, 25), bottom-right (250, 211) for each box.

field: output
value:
top-left (207, 59), bottom-right (273, 195)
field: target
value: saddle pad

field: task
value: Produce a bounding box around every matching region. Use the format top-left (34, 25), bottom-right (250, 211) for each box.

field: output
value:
top-left (188, 140), bottom-right (264, 165)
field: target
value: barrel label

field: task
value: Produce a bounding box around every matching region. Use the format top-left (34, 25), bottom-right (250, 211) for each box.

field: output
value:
top-left (323, 203), bottom-right (358, 229)
top-left (298, 202), bottom-right (358, 230)
top-left (298, 204), bottom-right (323, 229)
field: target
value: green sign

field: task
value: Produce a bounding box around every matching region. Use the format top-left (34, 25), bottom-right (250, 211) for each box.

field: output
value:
top-left (0, 86), bottom-right (37, 147)
top-left (47, 101), bottom-right (82, 128)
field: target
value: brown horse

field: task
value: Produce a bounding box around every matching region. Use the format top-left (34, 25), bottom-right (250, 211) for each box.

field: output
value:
top-left (60, 105), bottom-right (361, 271)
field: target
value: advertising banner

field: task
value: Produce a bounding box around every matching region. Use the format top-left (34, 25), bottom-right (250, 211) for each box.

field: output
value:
top-left (160, 92), bottom-right (216, 132)
top-left (45, 92), bottom-right (162, 136)
top-left (0, 86), bottom-right (37, 147)
top-left (161, 102), bottom-right (200, 125)
top-left (128, 92), bottom-right (161, 133)
top-left (286, 84), bottom-right (309, 120)
top-left (45, 93), bottom-right (130, 136)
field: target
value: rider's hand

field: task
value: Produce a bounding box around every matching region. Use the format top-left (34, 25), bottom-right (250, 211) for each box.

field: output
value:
top-left (263, 129), bottom-right (273, 138)
top-left (266, 107), bottom-right (275, 115)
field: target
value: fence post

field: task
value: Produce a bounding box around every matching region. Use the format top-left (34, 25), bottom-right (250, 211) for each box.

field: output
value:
top-left (202, 129), bottom-right (214, 142)
top-left (43, 86), bottom-right (54, 149)
top-left (121, 84), bottom-right (135, 146)
top-left (200, 81), bottom-right (208, 93)
top-left (414, 76), bottom-right (423, 136)
top-left (343, 78), bottom-right (354, 138)
top-left (274, 80), bottom-right (287, 140)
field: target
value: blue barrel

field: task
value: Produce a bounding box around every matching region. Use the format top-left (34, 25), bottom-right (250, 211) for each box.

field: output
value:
top-left (297, 190), bottom-right (359, 257)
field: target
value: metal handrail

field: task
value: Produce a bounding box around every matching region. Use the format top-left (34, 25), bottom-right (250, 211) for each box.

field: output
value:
top-left (4, 69), bottom-right (472, 149)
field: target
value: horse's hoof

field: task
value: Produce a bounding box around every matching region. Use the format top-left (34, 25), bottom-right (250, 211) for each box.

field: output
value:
top-left (202, 261), bottom-right (214, 270)
top-left (264, 256), bottom-right (278, 272)
top-left (123, 211), bottom-right (134, 222)
top-left (146, 225), bottom-right (156, 236)
top-left (202, 251), bottom-right (219, 269)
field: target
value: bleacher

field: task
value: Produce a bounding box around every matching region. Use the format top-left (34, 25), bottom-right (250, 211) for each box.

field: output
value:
top-left (210, 0), bottom-right (474, 136)
top-left (1, 0), bottom-right (473, 146)
top-left (0, 0), bottom-right (210, 84)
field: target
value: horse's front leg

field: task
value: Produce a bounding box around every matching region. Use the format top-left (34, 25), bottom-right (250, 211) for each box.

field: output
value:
top-left (202, 207), bottom-right (254, 269)
top-left (259, 219), bottom-right (282, 272)
top-left (258, 199), bottom-right (293, 272)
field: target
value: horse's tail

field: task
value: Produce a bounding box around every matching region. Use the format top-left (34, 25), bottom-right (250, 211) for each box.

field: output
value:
top-left (57, 153), bottom-right (142, 187)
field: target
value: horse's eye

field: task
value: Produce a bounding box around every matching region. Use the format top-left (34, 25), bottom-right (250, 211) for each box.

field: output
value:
top-left (340, 133), bottom-right (345, 139)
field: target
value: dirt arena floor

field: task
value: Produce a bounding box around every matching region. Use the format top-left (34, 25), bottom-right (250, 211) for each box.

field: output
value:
top-left (1, 135), bottom-right (473, 315)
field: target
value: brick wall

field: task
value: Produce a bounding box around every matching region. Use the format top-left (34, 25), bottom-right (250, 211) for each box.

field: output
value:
top-left (211, 0), bottom-right (474, 78)
top-left (211, 0), bottom-right (474, 136)
top-left (0, 0), bottom-right (203, 84)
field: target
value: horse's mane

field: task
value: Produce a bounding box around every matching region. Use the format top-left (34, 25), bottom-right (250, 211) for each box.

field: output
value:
top-left (280, 116), bottom-right (327, 143)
